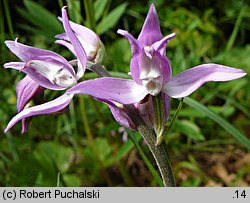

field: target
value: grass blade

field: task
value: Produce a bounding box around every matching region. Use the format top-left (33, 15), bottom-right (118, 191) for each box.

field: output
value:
top-left (226, 5), bottom-right (246, 51)
top-left (94, 0), bottom-right (108, 21)
top-left (3, 0), bottom-right (14, 38)
top-left (127, 130), bottom-right (164, 186)
top-left (184, 97), bottom-right (250, 150)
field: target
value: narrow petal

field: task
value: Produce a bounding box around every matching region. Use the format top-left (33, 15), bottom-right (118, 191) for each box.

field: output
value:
top-left (67, 77), bottom-right (148, 104)
top-left (152, 32), bottom-right (176, 55)
top-left (138, 4), bottom-right (163, 45)
top-left (162, 64), bottom-right (247, 98)
top-left (5, 40), bottom-right (75, 75)
top-left (61, 7), bottom-right (87, 79)
top-left (117, 29), bottom-right (142, 56)
top-left (55, 39), bottom-right (76, 56)
top-left (4, 93), bottom-right (74, 133)
top-left (108, 105), bottom-right (137, 130)
top-left (55, 33), bottom-right (68, 40)
top-left (21, 118), bottom-right (31, 134)
top-left (16, 76), bottom-right (44, 112)
top-left (16, 76), bottom-right (45, 133)
top-left (4, 62), bottom-right (26, 70)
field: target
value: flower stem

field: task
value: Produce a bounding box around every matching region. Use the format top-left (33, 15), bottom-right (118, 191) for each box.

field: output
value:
top-left (87, 62), bottom-right (111, 77)
top-left (86, 62), bottom-right (176, 186)
top-left (137, 124), bottom-right (176, 187)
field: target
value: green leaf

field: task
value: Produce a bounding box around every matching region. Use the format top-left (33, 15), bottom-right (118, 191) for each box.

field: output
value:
top-left (94, 0), bottom-right (108, 21)
top-left (34, 141), bottom-right (74, 174)
top-left (184, 97), bottom-right (250, 150)
top-left (94, 137), bottom-right (113, 166)
top-left (67, 0), bottom-right (82, 24)
top-left (63, 174), bottom-right (81, 187)
top-left (18, 0), bottom-right (63, 39)
top-left (175, 120), bottom-right (205, 141)
top-left (180, 176), bottom-right (202, 187)
top-left (115, 132), bottom-right (142, 161)
top-left (96, 3), bottom-right (127, 35)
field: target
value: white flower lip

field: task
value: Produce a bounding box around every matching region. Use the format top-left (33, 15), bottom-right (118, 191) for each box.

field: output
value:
top-left (28, 60), bottom-right (77, 88)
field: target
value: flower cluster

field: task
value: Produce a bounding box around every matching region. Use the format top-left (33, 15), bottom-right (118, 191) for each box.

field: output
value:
top-left (4, 4), bottom-right (246, 136)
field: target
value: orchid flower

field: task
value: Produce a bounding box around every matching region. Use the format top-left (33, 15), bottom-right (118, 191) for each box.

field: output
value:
top-left (67, 4), bottom-right (246, 130)
top-left (4, 7), bottom-right (87, 133)
top-left (56, 15), bottom-right (105, 64)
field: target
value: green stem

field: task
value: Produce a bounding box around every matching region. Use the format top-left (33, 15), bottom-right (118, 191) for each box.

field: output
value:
top-left (87, 62), bottom-right (111, 77)
top-left (122, 105), bottom-right (176, 186)
top-left (79, 96), bottom-right (96, 152)
top-left (166, 98), bottom-right (184, 133)
top-left (85, 62), bottom-right (176, 186)
top-left (0, 0), bottom-right (6, 62)
top-left (226, 5), bottom-right (246, 51)
top-left (3, 0), bottom-right (14, 39)
top-left (57, 172), bottom-right (61, 187)
top-left (157, 98), bottom-right (184, 145)
top-left (138, 125), bottom-right (176, 187)
top-left (89, 97), bottom-right (106, 126)
top-left (69, 101), bottom-right (77, 137)
top-left (79, 96), bottom-right (113, 186)
top-left (128, 130), bottom-right (164, 186)
top-left (57, 0), bottom-right (63, 8)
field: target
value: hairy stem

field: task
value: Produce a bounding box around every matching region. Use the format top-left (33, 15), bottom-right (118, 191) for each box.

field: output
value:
top-left (138, 125), bottom-right (176, 187)
top-left (83, 62), bottom-right (176, 186)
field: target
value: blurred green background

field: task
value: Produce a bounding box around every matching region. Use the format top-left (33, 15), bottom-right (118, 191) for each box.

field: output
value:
top-left (0, 0), bottom-right (250, 186)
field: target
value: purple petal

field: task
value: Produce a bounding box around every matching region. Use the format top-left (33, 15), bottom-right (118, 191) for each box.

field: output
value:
top-left (16, 76), bottom-right (45, 133)
top-left (162, 93), bottom-right (170, 122)
top-left (5, 61), bottom-right (69, 90)
top-left (97, 98), bottom-right (137, 130)
top-left (4, 93), bottom-right (74, 133)
top-left (67, 77), bottom-right (148, 104)
top-left (55, 33), bottom-right (68, 41)
top-left (134, 95), bottom-right (154, 128)
top-left (108, 105), bottom-right (137, 130)
top-left (16, 76), bottom-right (44, 112)
top-left (152, 33), bottom-right (176, 55)
top-left (162, 64), bottom-right (247, 98)
top-left (61, 7), bottom-right (87, 79)
top-left (117, 29), bottom-right (142, 56)
top-left (55, 39), bottom-right (76, 55)
top-left (138, 4), bottom-right (163, 45)
top-left (21, 118), bottom-right (31, 134)
top-left (5, 40), bottom-right (75, 75)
